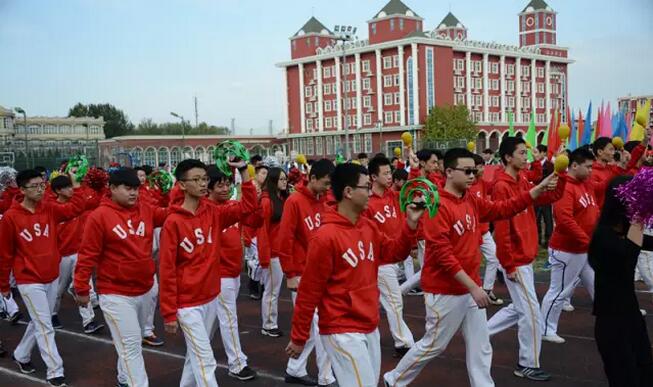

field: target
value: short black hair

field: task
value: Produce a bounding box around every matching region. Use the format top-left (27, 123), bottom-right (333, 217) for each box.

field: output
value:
top-left (357, 153), bottom-right (368, 160)
top-left (624, 140), bottom-right (641, 153)
top-left (331, 163), bottom-right (368, 202)
top-left (367, 156), bottom-right (391, 176)
top-left (34, 166), bottom-right (47, 175)
top-left (142, 165), bottom-right (153, 176)
top-left (416, 149), bottom-right (435, 163)
top-left (499, 137), bottom-right (526, 165)
top-left (536, 144), bottom-right (547, 154)
top-left (309, 158), bottom-right (335, 180)
top-left (472, 153), bottom-right (484, 166)
top-left (373, 152), bottom-right (385, 159)
top-left (592, 137), bottom-right (612, 155)
top-left (482, 148), bottom-right (494, 155)
top-left (174, 159), bottom-right (207, 181)
top-left (51, 175), bottom-right (73, 192)
top-left (109, 167), bottom-right (141, 188)
top-left (255, 165), bottom-right (269, 173)
top-left (433, 149), bottom-right (444, 160)
top-left (392, 168), bottom-right (408, 182)
top-left (16, 169), bottom-right (43, 188)
top-left (134, 166), bottom-right (146, 173)
top-left (443, 148), bottom-right (475, 170)
top-left (206, 165), bottom-right (230, 190)
top-left (569, 147), bottom-right (595, 165)
top-left (250, 155), bottom-right (263, 164)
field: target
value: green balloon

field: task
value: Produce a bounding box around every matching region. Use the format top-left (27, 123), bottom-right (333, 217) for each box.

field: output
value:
top-left (399, 177), bottom-right (440, 218)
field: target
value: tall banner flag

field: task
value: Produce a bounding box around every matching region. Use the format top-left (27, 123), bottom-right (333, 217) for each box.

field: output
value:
top-left (526, 111), bottom-right (537, 162)
top-left (581, 101), bottom-right (593, 146)
top-left (569, 110), bottom-right (578, 150)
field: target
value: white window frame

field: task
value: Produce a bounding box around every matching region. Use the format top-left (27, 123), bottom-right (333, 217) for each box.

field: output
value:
top-left (383, 56), bottom-right (392, 69)
top-left (362, 60), bottom-right (370, 72)
top-left (384, 93), bottom-right (393, 106)
top-left (362, 78), bottom-right (371, 90)
top-left (364, 113), bottom-right (372, 125)
top-left (394, 92), bottom-right (400, 105)
top-left (384, 111), bottom-right (393, 123)
top-left (383, 75), bottom-right (393, 87)
top-left (363, 96), bottom-right (371, 108)
top-left (392, 55), bottom-right (399, 68)
top-left (394, 111), bottom-right (401, 123)
top-left (491, 62), bottom-right (499, 74)
top-left (305, 86), bottom-right (311, 98)
top-left (393, 74), bottom-right (400, 86)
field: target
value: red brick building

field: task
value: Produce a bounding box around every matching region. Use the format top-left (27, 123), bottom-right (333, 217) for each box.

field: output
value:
top-left (277, 0), bottom-right (573, 155)
top-left (617, 95), bottom-right (653, 128)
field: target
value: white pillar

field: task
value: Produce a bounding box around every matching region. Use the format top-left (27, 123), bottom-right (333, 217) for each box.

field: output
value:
top-left (465, 51), bottom-right (472, 109)
top-left (545, 60), bottom-right (551, 124)
top-left (411, 43), bottom-right (420, 125)
top-left (335, 57), bottom-right (342, 131)
top-left (515, 57), bottom-right (522, 123)
top-left (398, 45), bottom-right (406, 126)
top-left (500, 55), bottom-right (506, 122)
top-left (299, 63), bottom-right (305, 133)
top-left (355, 53), bottom-right (362, 130)
top-left (531, 59), bottom-right (537, 124)
top-left (483, 53), bottom-right (489, 123)
top-left (282, 67), bottom-right (289, 133)
top-left (375, 49), bottom-right (383, 123)
top-left (317, 60), bottom-right (323, 132)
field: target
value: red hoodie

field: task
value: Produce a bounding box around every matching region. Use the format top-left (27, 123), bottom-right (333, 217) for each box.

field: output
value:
top-left (548, 176), bottom-right (600, 253)
top-left (74, 197), bottom-right (168, 297)
top-left (277, 183), bottom-right (327, 277)
top-left (362, 188), bottom-right (404, 238)
top-left (492, 169), bottom-right (567, 274)
top-left (468, 177), bottom-right (492, 235)
top-left (421, 188), bottom-right (534, 295)
top-left (0, 189), bottom-right (86, 292)
top-left (214, 199), bottom-right (263, 279)
top-left (591, 144), bottom-right (645, 207)
top-left (56, 186), bottom-right (101, 257)
top-left (158, 183), bottom-right (257, 323)
top-left (0, 186), bottom-right (20, 216)
top-left (254, 193), bottom-right (284, 268)
top-left (290, 210), bottom-right (417, 345)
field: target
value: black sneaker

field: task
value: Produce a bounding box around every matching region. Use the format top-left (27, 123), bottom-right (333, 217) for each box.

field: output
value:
top-left (116, 380), bottom-right (129, 387)
top-left (249, 280), bottom-right (262, 300)
top-left (229, 366), bottom-right (257, 381)
top-left (84, 321), bottom-right (105, 334)
top-left (407, 288), bottom-right (424, 296)
top-left (393, 346), bottom-right (410, 358)
top-left (261, 328), bottom-right (283, 338)
top-left (51, 315), bottom-right (63, 329)
top-left (7, 311), bottom-right (23, 325)
top-left (284, 372), bottom-right (318, 386)
top-left (514, 365), bottom-right (551, 381)
top-left (12, 355), bottom-right (36, 374)
top-left (0, 340), bottom-right (6, 357)
top-left (47, 376), bottom-right (68, 386)
top-left (142, 334), bottom-right (164, 347)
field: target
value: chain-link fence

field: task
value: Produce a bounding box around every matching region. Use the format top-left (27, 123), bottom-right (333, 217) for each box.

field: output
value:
top-left (0, 139), bottom-right (99, 171)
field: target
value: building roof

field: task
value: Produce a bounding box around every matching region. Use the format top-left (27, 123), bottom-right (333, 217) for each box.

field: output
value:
top-left (373, 0), bottom-right (421, 19)
top-left (0, 105), bottom-right (15, 117)
top-left (293, 17), bottom-right (333, 37)
top-left (522, 0), bottom-right (553, 13)
top-left (437, 12), bottom-right (465, 29)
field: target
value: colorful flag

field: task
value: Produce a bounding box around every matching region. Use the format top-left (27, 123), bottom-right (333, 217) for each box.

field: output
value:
top-left (581, 101), bottom-right (593, 146)
top-left (577, 109), bottom-right (584, 145)
top-left (526, 111), bottom-right (537, 162)
top-left (569, 110), bottom-right (578, 150)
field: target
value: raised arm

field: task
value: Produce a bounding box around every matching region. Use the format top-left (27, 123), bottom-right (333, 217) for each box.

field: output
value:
top-left (215, 181), bottom-right (259, 230)
top-left (277, 199), bottom-right (301, 278)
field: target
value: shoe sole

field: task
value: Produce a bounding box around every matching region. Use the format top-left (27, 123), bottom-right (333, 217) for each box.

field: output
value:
top-left (542, 337), bottom-right (565, 344)
top-left (14, 361), bottom-right (35, 374)
top-left (283, 378), bottom-right (317, 386)
top-left (142, 340), bottom-right (164, 347)
top-left (261, 329), bottom-right (281, 338)
top-left (513, 370), bottom-right (550, 381)
top-left (47, 382), bottom-right (67, 387)
top-left (84, 324), bottom-right (105, 334)
top-left (228, 371), bottom-right (257, 381)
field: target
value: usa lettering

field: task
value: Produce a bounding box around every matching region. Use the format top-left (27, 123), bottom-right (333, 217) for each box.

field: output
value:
top-left (180, 227), bottom-right (213, 254)
top-left (111, 220), bottom-right (146, 240)
top-left (452, 214), bottom-right (477, 236)
top-left (303, 213), bottom-right (321, 231)
top-left (340, 240), bottom-right (375, 268)
top-left (578, 192), bottom-right (596, 208)
top-left (373, 205), bottom-right (397, 223)
top-left (19, 223), bottom-right (50, 242)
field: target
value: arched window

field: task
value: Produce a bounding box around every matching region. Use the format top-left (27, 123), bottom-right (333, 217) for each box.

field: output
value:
top-left (143, 147), bottom-right (156, 166)
top-left (170, 147), bottom-right (181, 166)
top-left (158, 147), bottom-right (169, 167)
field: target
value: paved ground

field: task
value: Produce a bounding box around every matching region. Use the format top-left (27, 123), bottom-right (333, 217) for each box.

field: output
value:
top-left (1, 272), bottom-right (652, 387)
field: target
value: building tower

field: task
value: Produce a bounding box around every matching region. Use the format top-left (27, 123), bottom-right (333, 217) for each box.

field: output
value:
top-left (434, 12), bottom-right (467, 41)
top-left (519, 0), bottom-right (557, 47)
top-left (368, 0), bottom-right (423, 45)
top-left (290, 17), bottom-right (336, 59)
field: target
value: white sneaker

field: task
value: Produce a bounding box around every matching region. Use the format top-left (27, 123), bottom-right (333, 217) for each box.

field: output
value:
top-left (562, 303), bottom-right (575, 312)
top-left (542, 334), bottom-right (566, 344)
top-left (641, 309), bottom-right (647, 316)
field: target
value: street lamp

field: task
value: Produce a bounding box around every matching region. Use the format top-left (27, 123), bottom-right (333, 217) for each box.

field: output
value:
top-left (14, 107), bottom-right (28, 169)
top-left (170, 112), bottom-right (187, 158)
top-left (333, 25), bottom-right (357, 160)
top-left (376, 119), bottom-right (383, 155)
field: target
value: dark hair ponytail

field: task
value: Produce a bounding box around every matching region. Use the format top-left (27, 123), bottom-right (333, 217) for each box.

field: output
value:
top-left (264, 167), bottom-right (288, 223)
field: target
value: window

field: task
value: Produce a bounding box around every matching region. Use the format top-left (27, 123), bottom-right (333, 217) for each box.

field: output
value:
top-left (474, 112), bottom-right (483, 122)
top-left (383, 56), bottom-right (392, 69)
top-left (491, 96), bottom-right (500, 107)
top-left (362, 60), bottom-right (370, 73)
top-left (332, 99), bottom-right (338, 111)
top-left (537, 83), bottom-right (544, 93)
top-left (364, 133), bottom-right (372, 153)
top-left (326, 136), bottom-right (334, 154)
top-left (364, 113), bottom-right (372, 125)
top-left (325, 117), bottom-right (332, 128)
top-left (394, 111), bottom-right (401, 123)
top-left (455, 94), bottom-right (465, 105)
top-left (455, 76), bottom-right (465, 89)
top-left (538, 98), bottom-right (545, 108)
top-left (399, 18), bottom-right (404, 30)
top-left (306, 103), bottom-right (313, 114)
top-left (383, 75), bottom-right (393, 87)
top-left (345, 98), bottom-right (351, 110)
top-left (390, 19), bottom-right (395, 31)
top-left (371, 23), bottom-right (376, 35)
top-left (345, 81), bottom-right (350, 93)
top-left (491, 79), bottom-right (499, 90)
top-left (363, 96), bottom-right (371, 108)
top-left (474, 78), bottom-right (482, 90)
top-left (353, 134), bottom-right (361, 153)
top-left (507, 64), bottom-right (515, 76)
top-left (491, 62), bottom-right (499, 74)
top-left (324, 67), bottom-right (330, 78)
top-left (306, 119), bottom-right (313, 130)
top-left (475, 95), bottom-right (482, 106)
top-left (384, 111), bottom-right (393, 123)
top-left (507, 80), bottom-right (515, 92)
top-left (522, 82), bottom-right (530, 93)
top-left (351, 98), bottom-right (357, 109)
top-left (507, 96), bottom-right (515, 108)
top-left (351, 80), bottom-right (357, 92)
top-left (537, 67), bottom-right (544, 78)
top-left (537, 113), bottom-right (545, 123)
top-left (455, 59), bottom-right (465, 71)
top-left (393, 74), bottom-right (400, 86)
top-left (394, 92), bottom-right (400, 105)
top-left (324, 83), bottom-right (331, 95)
top-left (306, 137), bottom-right (314, 155)
top-left (384, 93), bottom-right (393, 106)
top-left (474, 61), bottom-right (482, 73)
top-left (522, 97), bottom-right (530, 107)
top-left (315, 136), bottom-right (324, 156)
top-left (363, 78), bottom-right (371, 90)
top-left (393, 55), bottom-right (399, 68)
top-left (522, 65), bottom-right (530, 77)
top-left (305, 86), bottom-right (311, 98)
top-left (345, 115), bottom-right (352, 128)
top-left (325, 100), bottom-right (332, 112)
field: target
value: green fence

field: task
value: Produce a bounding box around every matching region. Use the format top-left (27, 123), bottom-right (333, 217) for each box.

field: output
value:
top-left (0, 140), bottom-right (99, 171)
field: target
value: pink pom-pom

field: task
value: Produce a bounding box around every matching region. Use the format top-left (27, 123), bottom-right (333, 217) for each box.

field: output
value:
top-left (615, 167), bottom-right (653, 227)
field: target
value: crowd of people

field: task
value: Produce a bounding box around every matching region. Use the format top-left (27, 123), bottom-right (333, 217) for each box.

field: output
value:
top-left (0, 129), bottom-right (652, 387)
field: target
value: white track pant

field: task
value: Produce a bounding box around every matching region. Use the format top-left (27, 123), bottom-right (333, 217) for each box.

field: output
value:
top-left (1, 292), bottom-right (20, 318)
top-left (384, 293), bottom-right (494, 387)
top-left (487, 264), bottom-right (542, 368)
top-left (14, 280), bottom-right (65, 380)
top-left (400, 240), bottom-right (425, 294)
top-left (142, 275), bottom-right (158, 338)
top-left (287, 291), bottom-right (336, 385)
top-left (261, 257), bottom-right (283, 330)
top-left (321, 329), bottom-right (381, 387)
top-left (100, 285), bottom-right (157, 387)
top-left (637, 250), bottom-right (653, 292)
top-left (217, 277), bottom-right (248, 374)
top-left (378, 264), bottom-right (414, 349)
top-left (54, 254), bottom-right (95, 326)
top-left (541, 249), bottom-right (595, 337)
top-left (178, 297), bottom-right (220, 387)
top-left (480, 232), bottom-right (500, 291)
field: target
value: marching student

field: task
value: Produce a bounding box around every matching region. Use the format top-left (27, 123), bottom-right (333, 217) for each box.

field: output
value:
top-left (383, 148), bottom-right (558, 387)
top-left (363, 156), bottom-right (415, 356)
top-left (74, 167), bottom-right (168, 387)
top-left (277, 158), bottom-right (336, 386)
top-left (158, 160), bottom-right (258, 387)
top-left (49, 175), bottom-right (104, 334)
top-left (540, 147), bottom-right (599, 343)
top-left (487, 137), bottom-right (567, 382)
top-left (206, 165), bottom-right (258, 381)
top-left (286, 163), bottom-right (423, 386)
top-left (258, 167), bottom-right (289, 338)
top-left (246, 165), bottom-right (269, 300)
top-left (0, 168), bottom-right (87, 387)
top-left (469, 154), bottom-right (503, 306)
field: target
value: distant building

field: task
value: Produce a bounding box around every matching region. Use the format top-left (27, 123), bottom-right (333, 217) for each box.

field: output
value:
top-left (617, 95), bottom-right (653, 128)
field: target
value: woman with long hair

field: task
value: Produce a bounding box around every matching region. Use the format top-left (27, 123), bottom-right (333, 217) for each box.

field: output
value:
top-left (589, 176), bottom-right (653, 386)
top-left (258, 167), bottom-right (289, 338)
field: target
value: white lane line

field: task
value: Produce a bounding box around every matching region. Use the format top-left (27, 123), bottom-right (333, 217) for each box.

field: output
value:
top-left (0, 366), bottom-right (47, 385)
top-left (14, 321), bottom-right (285, 382)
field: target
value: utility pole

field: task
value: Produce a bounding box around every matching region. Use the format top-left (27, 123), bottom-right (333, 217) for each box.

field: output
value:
top-left (333, 25), bottom-right (357, 160)
top-left (194, 96), bottom-right (199, 128)
top-left (230, 118), bottom-right (235, 135)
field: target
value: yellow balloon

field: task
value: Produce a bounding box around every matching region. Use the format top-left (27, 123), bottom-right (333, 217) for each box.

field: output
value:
top-left (467, 141), bottom-right (476, 152)
top-left (631, 123), bottom-right (645, 141)
top-left (401, 132), bottom-right (413, 147)
top-left (247, 164), bottom-right (256, 179)
top-left (393, 147), bottom-right (402, 157)
top-left (296, 154), bottom-right (307, 165)
top-left (636, 110), bottom-right (647, 127)
top-left (612, 136), bottom-right (624, 149)
top-left (351, 160), bottom-right (361, 165)
top-left (558, 124), bottom-right (570, 141)
top-left (554, 154), bottom-right (569, 174)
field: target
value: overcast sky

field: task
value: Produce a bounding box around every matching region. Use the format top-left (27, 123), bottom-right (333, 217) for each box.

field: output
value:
top-left (1, 0), bottom-right (651, 134)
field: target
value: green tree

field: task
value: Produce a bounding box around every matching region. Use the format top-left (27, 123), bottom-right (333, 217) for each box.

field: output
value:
top-left (134, 120), bottom-right (229, 135)
top-left (422, 105), bottom-right (478, 143)
top-left (68, 103), bottom-right (134, 138)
